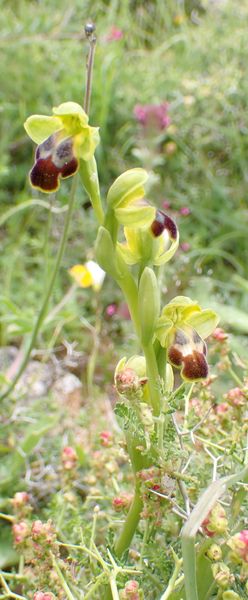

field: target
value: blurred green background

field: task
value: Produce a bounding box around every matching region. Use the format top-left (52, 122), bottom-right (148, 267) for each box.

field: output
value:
top-left (1, 0), bottom-right (248, 361)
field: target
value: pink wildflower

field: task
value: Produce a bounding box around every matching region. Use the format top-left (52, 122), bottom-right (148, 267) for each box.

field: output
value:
top-left (179, 206), bottom-right (191, 216)
top-left (134, 102), bottom-right (170, 130)
top-left (106, 26), bottom-right (123, 42)
top-left (162, 199), bottom-right (170, 210)
top-left (105, 303), bottom-right (118, 317)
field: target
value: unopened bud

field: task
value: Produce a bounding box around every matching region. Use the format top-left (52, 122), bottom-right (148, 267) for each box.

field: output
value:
top-left (119, 580), bottom-right (142, 600)
top-left (223, 592), bottom-right (241, 600)
top-left (212, 563), bottom-right (233, 588)
top-left (212, 328), bottom-right (228, 341)
top-left (99, 431), bottom-right (113, 447)
top-left (11, 492), bottom-right (29, 509)
top-left (206, 544), bottom-right (222, 561)
top-left (225, 387), bottom-right (245, 408)
top-left (112, 493), bottom-right (133, 512)
top-left (202, 503), bottom-right (228, 537)
top-left (115, 368), bottom-right (140, 397)
top-left (12, 521), bottom-right (29, 544)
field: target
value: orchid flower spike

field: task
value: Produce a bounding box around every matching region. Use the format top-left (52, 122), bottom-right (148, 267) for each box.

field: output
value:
top-left (24, 102), bottom-right (99, 193)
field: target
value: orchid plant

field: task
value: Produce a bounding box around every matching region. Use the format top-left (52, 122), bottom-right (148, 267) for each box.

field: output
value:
top-left (5, 23), bottom-right (248, 600)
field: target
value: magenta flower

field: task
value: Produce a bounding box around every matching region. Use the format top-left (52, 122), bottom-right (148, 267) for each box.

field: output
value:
top-left (134, 103), bottom-right (171, 130)
top-left (179, 206), bottom-right (191, 216)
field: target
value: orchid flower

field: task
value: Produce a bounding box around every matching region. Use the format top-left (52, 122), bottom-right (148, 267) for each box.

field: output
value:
top-left (24, 102), bottom-right (99, 193)
top-left (155, 296), bottom-right (219, 381)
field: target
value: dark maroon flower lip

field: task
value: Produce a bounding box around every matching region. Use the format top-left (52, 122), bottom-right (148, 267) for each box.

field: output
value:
top-left (151, 210), bottom-right (178, 240)
top-left (168, 327), bottom-right (209, 381)
top-left (29, 133), bottom-right (79, 193)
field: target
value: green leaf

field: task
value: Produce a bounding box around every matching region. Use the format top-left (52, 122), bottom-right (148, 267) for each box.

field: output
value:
top-left (0, 525), bottom-right (18, 569)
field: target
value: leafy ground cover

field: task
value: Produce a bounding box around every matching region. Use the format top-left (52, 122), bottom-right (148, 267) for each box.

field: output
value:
top-left (0, 1), bottom-right (248, 599)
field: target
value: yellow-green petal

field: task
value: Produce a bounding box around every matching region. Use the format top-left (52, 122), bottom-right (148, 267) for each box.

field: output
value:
top-left (115, 204), bottom-right (156, 228)
top-left (24, 115), bottom-right (62, 144)
top-left (154, 233), bottom-right (179, 266)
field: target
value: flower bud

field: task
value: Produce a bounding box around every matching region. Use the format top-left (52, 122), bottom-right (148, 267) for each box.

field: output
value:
top-left (138, 267), bottom-right (160, 344)
top-left (12, 521), bottom-right (29, 544)
top-left (206, 544), bottom-right (222, 561)
top-left (11, 492), bottom-right (29, 509)
top-left (115, 356), bottom-right (147, 399)
top-left (202, 503), bottom-right (228, 537)
top-left (95, 226), bottom-right (120, 279)
top-left (107, 168), bottom-right (148, 209)
top-left (227, 530), bottom-right (248, 564)
top-left (112, 493), bottom-right (133, 512)
top-left (225, 387), bottom-right (245, 407)
top-left (99, 431), bottom-right (113, 447)
top-left (212, 327), bottom-right (228, 341)
top-left (61, 446), bottom-right (78, 470)
top-left (115, 368), bottom-right (140, 396)
top-left (212, 563), bottom-right (233, 588)
top-left (119, 580), bottom-right (142, 600)
top-left (31, 519), bottom-right (55, 544)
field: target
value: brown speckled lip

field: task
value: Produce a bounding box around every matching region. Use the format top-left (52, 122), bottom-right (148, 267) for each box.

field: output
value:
top-left (182, 351), bottom-right (208, 381)
top-left (30, 134), bottom-right (78, 193)
top-left (151, 210), bottom-right (177, 239)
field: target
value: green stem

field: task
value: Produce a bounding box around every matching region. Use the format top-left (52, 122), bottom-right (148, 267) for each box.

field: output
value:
top-left (143, 342), bottom-right (161, 416)
top-left (114, 485), bottom-right (143, 559)
top-left (0, 176), bottom-right (78, 402)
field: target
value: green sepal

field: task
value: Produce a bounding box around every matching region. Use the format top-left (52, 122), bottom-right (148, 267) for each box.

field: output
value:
top-left (24, 115), bottom-right (61, 144)
top-left (155, 316), bottom-right (174, 347)
top-left (187, 309), bottom-right (219, 339)
top-left (138, 267), bottom-right (160, 344)
top-left (107, 168), bottom-right (148, 209)
top-left (95, 226), bottom-right (120, 279)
